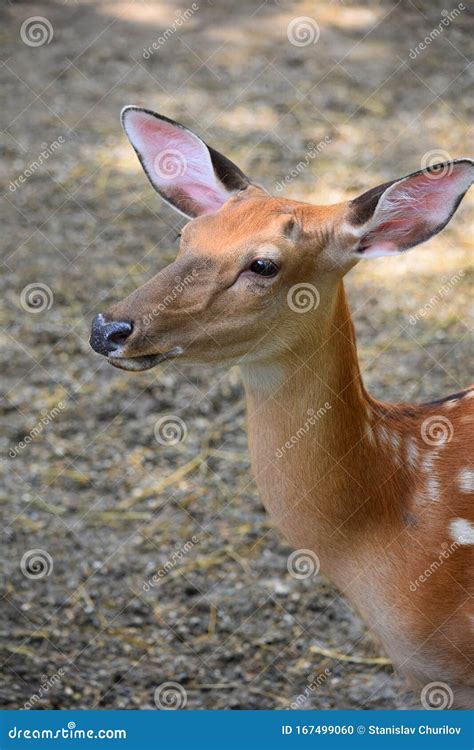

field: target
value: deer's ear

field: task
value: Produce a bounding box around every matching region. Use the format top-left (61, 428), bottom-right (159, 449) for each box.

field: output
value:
top-left (347, 159), bottom-right (473, 258)
top-left (121, 106), bottom-right (251, 218)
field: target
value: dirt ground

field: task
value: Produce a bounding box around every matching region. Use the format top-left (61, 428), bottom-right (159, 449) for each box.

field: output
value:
top-left (1, 0), bottom-right (472, 710)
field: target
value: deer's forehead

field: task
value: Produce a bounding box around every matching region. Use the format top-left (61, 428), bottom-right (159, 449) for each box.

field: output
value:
top-left (181, 197), bottom-right (298, 252)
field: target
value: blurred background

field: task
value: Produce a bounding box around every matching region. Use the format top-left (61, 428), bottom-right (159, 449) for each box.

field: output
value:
top-left (1, 0), bottom-right (472, 709)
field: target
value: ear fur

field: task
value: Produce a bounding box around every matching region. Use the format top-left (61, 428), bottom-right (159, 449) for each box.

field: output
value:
top-left (121, 106), bottom-right (251, 218)
top-left (348, 159), bottom-right (473, 258)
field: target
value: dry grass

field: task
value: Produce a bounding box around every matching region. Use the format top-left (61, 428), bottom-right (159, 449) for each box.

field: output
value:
top-left (1, 0), bottom-right (472, 709)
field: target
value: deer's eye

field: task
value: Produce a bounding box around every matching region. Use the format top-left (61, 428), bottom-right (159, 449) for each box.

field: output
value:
top-left (249, 259), bottom-right (279, 277)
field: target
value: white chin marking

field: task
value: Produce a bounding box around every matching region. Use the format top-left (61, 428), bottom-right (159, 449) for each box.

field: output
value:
top-left (108, 347), bottom-right (183, 372)
top-left (108, 356), bottom-right (155, 371)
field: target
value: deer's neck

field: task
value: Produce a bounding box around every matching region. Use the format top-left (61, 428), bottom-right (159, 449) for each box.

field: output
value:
top-left (241, 282), bottom-right (407, 582)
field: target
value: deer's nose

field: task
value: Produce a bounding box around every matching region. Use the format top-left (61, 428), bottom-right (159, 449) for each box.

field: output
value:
top-left (90, 313), bottom-right (133, 356)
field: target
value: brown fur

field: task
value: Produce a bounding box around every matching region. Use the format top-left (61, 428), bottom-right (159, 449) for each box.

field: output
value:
top-left (101, 187), bottom-right (473, 707)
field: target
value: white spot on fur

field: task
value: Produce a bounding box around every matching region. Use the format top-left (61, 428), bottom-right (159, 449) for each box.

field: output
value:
top-left (406, 438), bottom-right (419, 469)
top-left (389, 431), bottom-right (402, 465)
top-left (449, 518), bottom-right (474, 545)
top-left (364, 421), bottom-right (375, 446)
top-left (390, 431), bottom-right (401, 451)
top-left (421, 453), bottom-right (431, 472)
top-left (413, 456), bottom-right (442, 504)
top-left (378, 425), bottom-right (391, 445)
top-left (377, 425), bottom-right (402, 465)
top-left (458, 468), bottom-right (474, 494)
top-left (421, 451), bottom-right (439, 474)
top-left (425, 476), bottom-right (440, 503)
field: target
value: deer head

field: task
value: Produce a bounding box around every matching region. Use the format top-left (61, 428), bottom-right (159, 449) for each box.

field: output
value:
top-left (89, 106), bottom-right (473, 372)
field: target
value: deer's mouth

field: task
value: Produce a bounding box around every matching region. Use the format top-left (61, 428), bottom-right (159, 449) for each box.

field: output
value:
top-left (108, 347), bottom-right (184, 372)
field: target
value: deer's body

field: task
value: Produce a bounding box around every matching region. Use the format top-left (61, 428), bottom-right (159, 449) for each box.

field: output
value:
top-left (243, 283), bottom-right (473, 704)
top-left (90, 107), bottom-right (474, 708)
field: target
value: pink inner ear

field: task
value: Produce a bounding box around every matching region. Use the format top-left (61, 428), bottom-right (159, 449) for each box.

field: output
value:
top-left (123, 110), bottom-right (230, 214)
top-left (360, 162), bottom-right (473, 256)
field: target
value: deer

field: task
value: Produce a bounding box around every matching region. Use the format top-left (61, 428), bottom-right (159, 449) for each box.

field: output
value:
top-left (89, 106), bottom-right (474, 709)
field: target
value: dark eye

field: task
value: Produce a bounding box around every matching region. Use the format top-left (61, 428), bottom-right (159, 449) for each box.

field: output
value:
top-left (249, 258), bottom-right (279, 277)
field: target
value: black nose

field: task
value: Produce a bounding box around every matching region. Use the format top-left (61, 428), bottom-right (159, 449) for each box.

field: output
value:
top-left (90, 314), bottom-right (133, 356)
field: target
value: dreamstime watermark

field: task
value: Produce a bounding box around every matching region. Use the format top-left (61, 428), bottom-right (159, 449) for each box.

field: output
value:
top-left (153, 148), bottom-right (187, 180)
top-left (143, 536), bottom-right (200, 591)
top-left (20, 282), bottom-right (54, 313)
top-left (24, 668), bottom-right (66, 710)
top-left (143, 269), bottom-right (199, 326)
top-left (290, 668), bottom-right (332, 709)
top-left (287, 549), bottom-right (320, 579)
top-left (154, 682), bottom-right (187, 709)
top-left (20, 549), bottom-right (53, 579)
top-left (408, 269), bottom-right (464, 325)
top-left (420, 149), bottom-right (454, 180)
top-left (420, 681), bottom-right (454, 709)
top-left (8, 725), bottom-right (127, 740)
top-left (409, 4), bottom-right (465, 59)
top-left (9, 137), bottom-right (65, 192)
top-left (20, 16), bottom-right (54, 46)
top-left (287, 17), bottom-right (320, 47)
top-left (10, 402), bottom-right (66, 458)
top-left (420, 415), bottom-right (453, 446)
top-left (143, 4), bottom-right (199, 58)
top-left (409, 539), bottom-right (461, 592)
top-left (287, 283), bottom-right (320, 313)
top-left (275, 136), bottom-right (332, 193)
top-left (154, 415), bottom-right (188, 445)
top-left (275, 403), bottom-right (331, 458)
